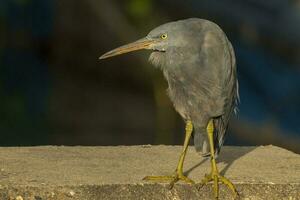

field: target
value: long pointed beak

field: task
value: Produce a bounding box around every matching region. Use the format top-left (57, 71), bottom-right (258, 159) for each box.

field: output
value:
top-left (99, 37), bottom-right (156, 60)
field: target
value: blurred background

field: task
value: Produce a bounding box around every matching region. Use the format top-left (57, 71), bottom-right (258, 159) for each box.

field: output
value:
top-left (0, 0), bottom-right (299, 153)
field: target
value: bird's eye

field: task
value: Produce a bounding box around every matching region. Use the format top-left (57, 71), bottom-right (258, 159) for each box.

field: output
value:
top-left (160, 34), bottom-right (168, 39)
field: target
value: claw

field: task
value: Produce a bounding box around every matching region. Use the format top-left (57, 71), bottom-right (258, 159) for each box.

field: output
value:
top-left (219, 176), bottom-right (239, 197)
top-left (143, 121), bottom-right (195, 190)
top-left (197, 120), bottom-right (239, 199)
top-left (143, 172), bottom-right (195, 189)
top-left (199, 173), bottom-right (238, 199)
top-left (143, 175), bottom-right (174, 182)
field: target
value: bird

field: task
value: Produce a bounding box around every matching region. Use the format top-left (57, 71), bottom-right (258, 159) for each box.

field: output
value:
top-left (100, 18), bottom-right (239, 199)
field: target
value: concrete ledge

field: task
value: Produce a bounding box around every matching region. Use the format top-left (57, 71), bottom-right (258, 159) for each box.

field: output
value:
top-left (0, 145), bottom-right (299, 199)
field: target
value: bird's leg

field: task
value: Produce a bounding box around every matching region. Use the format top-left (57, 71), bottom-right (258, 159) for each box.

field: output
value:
top-left (198, 120), bottom-right (238, 199)
top-left (143, 120), bottom-right (195, 188)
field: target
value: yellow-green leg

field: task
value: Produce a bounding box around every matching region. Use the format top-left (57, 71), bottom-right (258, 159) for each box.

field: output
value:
top-left (198, 120), bottom-right (238, 199)
top-left (143, 120), bottom-right (195, 188)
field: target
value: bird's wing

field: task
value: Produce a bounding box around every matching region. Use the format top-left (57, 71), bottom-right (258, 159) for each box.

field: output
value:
top-left (192, 26), bottom-right (238, 156)
top-left (213, 37), bottom-right (239, 155)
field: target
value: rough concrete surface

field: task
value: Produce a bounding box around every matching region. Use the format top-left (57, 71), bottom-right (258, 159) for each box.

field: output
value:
top-left (0, 145), bottom-right (299, 200)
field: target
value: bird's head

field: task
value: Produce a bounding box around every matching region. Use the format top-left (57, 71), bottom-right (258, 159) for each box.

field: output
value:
top-left (100, 20), bottom-right (198, 67)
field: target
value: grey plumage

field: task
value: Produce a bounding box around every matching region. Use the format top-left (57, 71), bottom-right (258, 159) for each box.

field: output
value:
top-left (99, 18), bottom-right (240, 197)
top-left (148, 18), bottom-right (238, 156)
top-left (100, 18), bottom-right (239, 157)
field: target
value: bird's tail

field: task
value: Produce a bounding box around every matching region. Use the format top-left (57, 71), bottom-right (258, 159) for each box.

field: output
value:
top-left (194, 78), bottom-right (239, 157)
top-left (193, 117), bottom-right (228, 157)
top-left (193, 128), bottom-right (210, 157)
top-left (212, 115), bottom-right (228, 156)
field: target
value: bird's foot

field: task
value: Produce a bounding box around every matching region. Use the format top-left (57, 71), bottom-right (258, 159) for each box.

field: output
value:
top-left (143, 171), bottom-right (195, 189)
top-left (197, 172), bottom-right (238, 199)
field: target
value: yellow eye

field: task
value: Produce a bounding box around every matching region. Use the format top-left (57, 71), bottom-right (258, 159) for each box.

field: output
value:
top-left (161, 34), bottom-right (167, 39)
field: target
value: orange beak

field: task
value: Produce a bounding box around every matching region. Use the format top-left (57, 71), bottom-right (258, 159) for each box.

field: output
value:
top-left (99, 38), bottom-right (157, 60)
